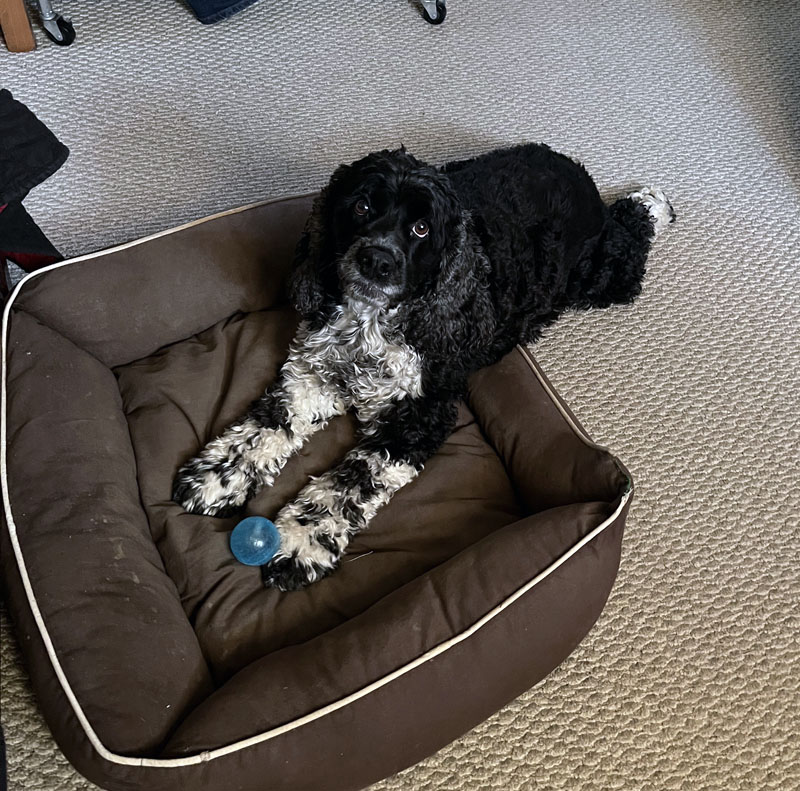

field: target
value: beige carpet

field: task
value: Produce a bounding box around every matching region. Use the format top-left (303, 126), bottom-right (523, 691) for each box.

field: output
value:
top-left (2, 1), bottom-right (799, 789)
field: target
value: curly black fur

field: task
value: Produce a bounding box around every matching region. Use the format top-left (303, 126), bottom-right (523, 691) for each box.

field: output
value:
top-left (174, 142), bottom-right (674, 589)
top-left (291, 142), bottom-right (671, 404)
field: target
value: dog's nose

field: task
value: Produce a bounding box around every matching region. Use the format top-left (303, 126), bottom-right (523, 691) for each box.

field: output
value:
top-left (357, 247), bottom-right (396, 280)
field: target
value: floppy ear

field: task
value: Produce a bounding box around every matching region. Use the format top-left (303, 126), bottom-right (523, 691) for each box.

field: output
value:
top-left (288, 190), bottom-right (329, 318)
top-left (403, 207), bottom-right (494, 358)
top-left (433, 208), bottom-right (491, 307)
top-left (421, 173), bottom-right (490, 306)
top-left (288, 162), bottom-right (354, 318)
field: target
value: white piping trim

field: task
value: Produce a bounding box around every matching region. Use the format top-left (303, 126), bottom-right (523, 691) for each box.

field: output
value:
top-left (1, 192), bottom-right (316, 314)
top-left (516, 345), bottom-right (611, 453)
top-left (1, 209), bottom-right (631, 770)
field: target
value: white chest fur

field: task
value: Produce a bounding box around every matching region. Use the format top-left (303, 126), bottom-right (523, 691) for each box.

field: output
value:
top-left (294, 301), bottom-right (423, 421)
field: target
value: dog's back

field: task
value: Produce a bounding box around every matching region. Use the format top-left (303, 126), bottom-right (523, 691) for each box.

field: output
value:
top-left (442, 143), bottom-right (670, 347)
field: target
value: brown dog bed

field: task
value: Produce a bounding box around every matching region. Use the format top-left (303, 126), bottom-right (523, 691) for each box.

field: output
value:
top-left (1, 194), bottom-right (633, 791)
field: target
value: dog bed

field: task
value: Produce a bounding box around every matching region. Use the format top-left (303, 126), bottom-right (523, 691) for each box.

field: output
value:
top-left (1, 193), bottom-right (633, 791)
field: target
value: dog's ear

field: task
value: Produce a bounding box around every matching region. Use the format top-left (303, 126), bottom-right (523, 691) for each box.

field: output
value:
top-left (433, 209), bottom-right (489, 305)
top-left (288, 190), bottom-right (329, 317)
top-left (288, 163), bottom-right (355, 317)
top-left (404, 207), bottom-right (494, 356)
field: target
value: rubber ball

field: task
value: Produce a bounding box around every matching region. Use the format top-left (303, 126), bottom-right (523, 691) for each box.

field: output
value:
top-left (230, 516), bottom-right (281, 566)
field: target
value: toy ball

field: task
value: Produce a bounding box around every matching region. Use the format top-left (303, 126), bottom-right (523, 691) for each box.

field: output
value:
top-left (230, 517), bottom-right (281, 566)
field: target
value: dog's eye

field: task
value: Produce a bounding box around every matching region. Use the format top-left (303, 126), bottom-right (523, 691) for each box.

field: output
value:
top-left (412, 219), bottom-right (429, 238)
top-left (354, 199), bottom-right (370, 216)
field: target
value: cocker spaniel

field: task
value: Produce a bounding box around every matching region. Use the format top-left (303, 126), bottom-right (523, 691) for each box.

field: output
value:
top-left (173, 143), bottom-right (674, 590)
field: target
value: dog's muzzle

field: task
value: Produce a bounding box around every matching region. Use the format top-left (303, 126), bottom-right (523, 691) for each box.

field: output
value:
top-left (356, 246), bottom-right (397, 281)
top-left (340, 239), bottom-right (405, 305)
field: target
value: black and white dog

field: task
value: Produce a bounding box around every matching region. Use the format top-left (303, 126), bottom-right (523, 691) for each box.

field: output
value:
top-left (173, 143), bottom-right (674, 590)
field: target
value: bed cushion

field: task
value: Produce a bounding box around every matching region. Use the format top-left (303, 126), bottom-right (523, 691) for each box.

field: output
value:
top-left (1, 194), bottom-right (633, 791)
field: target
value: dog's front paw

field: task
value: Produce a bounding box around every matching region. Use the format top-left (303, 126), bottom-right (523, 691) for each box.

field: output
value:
top-left (261, 503), bottom-right (350, 591)
top-left (172, 456), bottom-right (253, 517)
top-left (260, 553), bottom-right (335, 592)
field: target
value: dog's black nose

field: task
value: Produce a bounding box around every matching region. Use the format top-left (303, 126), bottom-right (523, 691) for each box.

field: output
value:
top-left (357, 247), bottom-right (395, 280)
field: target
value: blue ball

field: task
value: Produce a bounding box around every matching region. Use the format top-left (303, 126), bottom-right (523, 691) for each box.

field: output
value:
top-left (230, 517), bottom-right (281, 566)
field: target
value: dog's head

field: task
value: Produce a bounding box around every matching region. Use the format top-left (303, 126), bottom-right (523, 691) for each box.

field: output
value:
top-left (289, 148), bottom-right (468, 315)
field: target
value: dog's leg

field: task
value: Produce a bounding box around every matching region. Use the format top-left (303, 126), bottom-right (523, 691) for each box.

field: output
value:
top-left (172, 343), bottom-right (345, 517)
top-left (262, 396), bottom-right (458, 591)
top-left (625, 187), bottom-right (676, 237)
top-left (564, 187), bottom-right (675, 312)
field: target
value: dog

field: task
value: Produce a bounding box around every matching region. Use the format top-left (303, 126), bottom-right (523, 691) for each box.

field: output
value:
top-left (173, 143), bottom-right (675, 590)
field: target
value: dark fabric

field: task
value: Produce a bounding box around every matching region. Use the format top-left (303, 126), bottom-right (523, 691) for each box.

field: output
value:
top-left (468, 351), bottom-right (626, 512)
top-left (162, 506), bottom-right (627, 791)
top-left (3, 310), bottom-right (215, 755)
top-left (1, 195), bottom-right (632, 791)
top-left (185, 0), bottom-right (262, 24)
top-left (0, 724), bottom-right (6, 791)
top-left (13, 195), bottom-right (314, 367)
top-left (0, 89), bottom-right (67, 297)
top-left (115, 309), bottom-right (522, 681)
top-left (0, 201), bottom-right (62, 272)
top-left (0, 89), bottom-right (69, 205)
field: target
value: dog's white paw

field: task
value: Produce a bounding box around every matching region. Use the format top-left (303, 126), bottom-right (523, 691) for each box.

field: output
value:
top-left (173, 417), bottom-right (303, 517)
top-left (261, 501), bottom-right (350, 591)
top-left (172, 418), bottom-right (267, 516)
top-left (627, 187), bottom-right (676, 236)
top-left (172, 456), bottom-right (253, 517)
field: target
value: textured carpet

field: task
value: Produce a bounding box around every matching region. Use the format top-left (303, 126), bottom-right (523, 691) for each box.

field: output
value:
top-left (2, 1), bottom-right (799, 789)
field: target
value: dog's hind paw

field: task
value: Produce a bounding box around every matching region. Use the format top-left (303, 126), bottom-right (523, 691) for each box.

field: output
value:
top-left (627, 187), bottom-right (676, 236)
